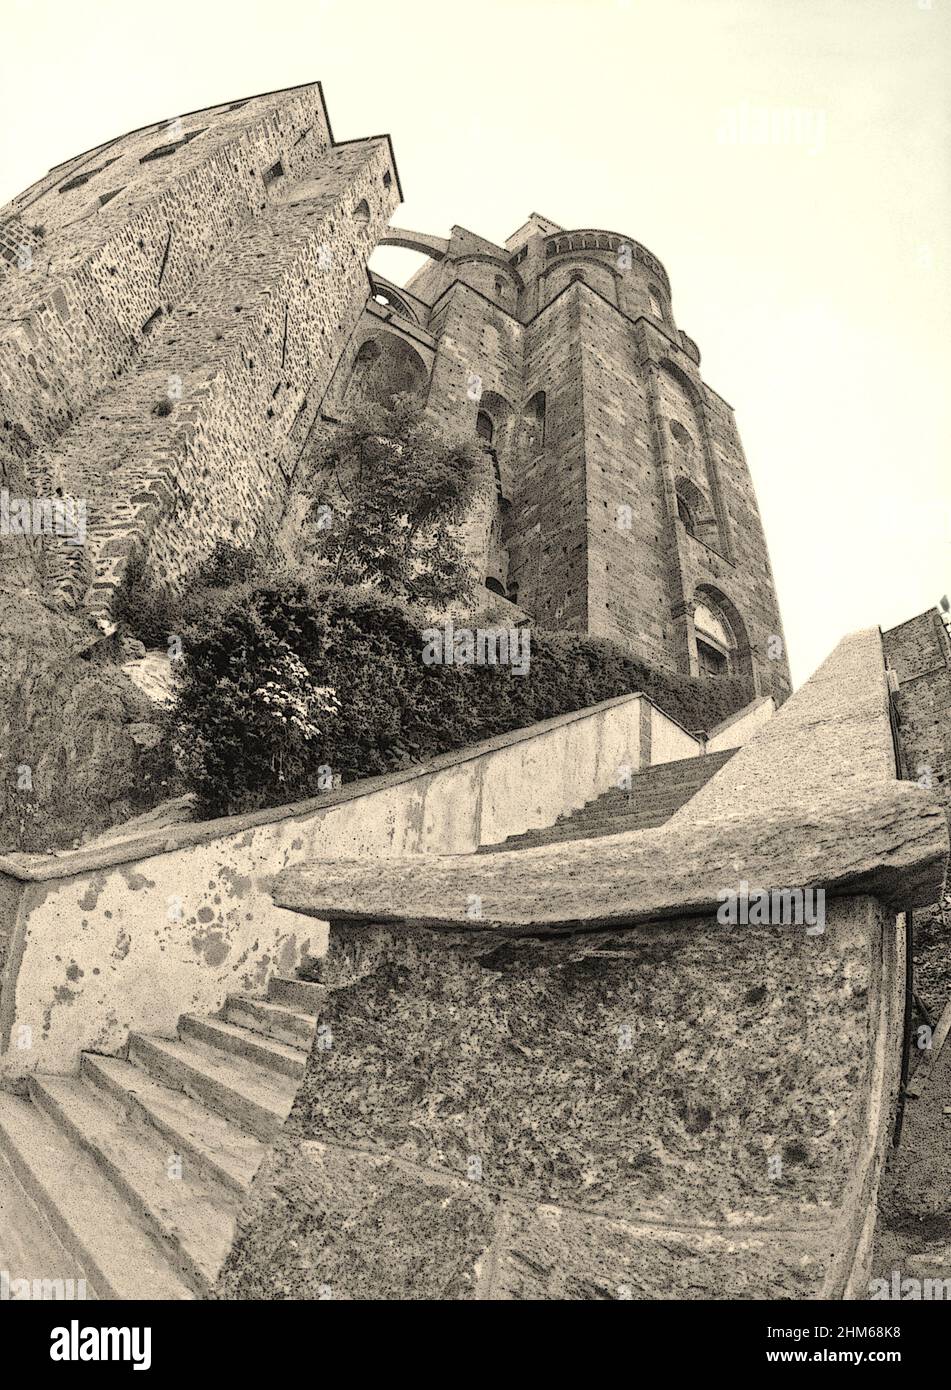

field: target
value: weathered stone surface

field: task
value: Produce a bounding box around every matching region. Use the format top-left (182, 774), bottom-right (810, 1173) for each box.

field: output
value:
top-left (0, 576), bottom-right (174, 852)
top-left (492, 1202), bottom-right (836, 1301)
top-left (224, 624), bottom-right (928, 1299)
top-left (216, 1139), bottom-right (496, 1301)
top-left (883, 607), bottom-right (951, 824)
top-left (284, 906), bottom-right (882, 1229)
top-left (273, 780), bottom-right (948, 932)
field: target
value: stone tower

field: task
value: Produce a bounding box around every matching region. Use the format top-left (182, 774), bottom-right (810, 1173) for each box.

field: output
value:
top-left (0, 82), bottom-right (400, 627)
top-left (333, 212), bottom-right (791, 703)
top-left (1, 83), bottom-right (789, 703)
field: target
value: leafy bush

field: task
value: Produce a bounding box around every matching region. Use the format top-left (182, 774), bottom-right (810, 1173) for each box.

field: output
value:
top-left (298, 392), bottom-right (482, 608)
top-left (172, 578), bottom-right (751, 819)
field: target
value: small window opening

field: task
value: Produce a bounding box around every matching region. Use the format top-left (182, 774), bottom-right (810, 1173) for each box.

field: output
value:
top-left (696, 639), bottom-right (727, 678)
top-left (476, 410), bottom-right (494, 444)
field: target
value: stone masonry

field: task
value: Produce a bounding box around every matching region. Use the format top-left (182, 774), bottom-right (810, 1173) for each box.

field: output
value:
top-left (0, 82), bottom-right (400, 623)
top-left (324, 212), bottom-right (792, 703)
top-left (884, 606), bottom-right (951, 821)
top-left (2, 101), bottom-right (790, 702)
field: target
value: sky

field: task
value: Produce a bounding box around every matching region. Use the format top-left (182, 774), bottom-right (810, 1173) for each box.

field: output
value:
top-left (2, 0), bottom-right (948, 686)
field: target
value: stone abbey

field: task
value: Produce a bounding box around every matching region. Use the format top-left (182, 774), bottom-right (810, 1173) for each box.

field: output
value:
top-left (0, 79), bottom-right (790, 703)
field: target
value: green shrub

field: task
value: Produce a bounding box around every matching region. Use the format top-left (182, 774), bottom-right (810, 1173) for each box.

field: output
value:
top-left (172, 579), bottom-right (752, 819)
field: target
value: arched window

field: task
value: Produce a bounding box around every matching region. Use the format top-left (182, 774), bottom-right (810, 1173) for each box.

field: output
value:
top-left (648, 284), bottom-right (664, 319)
top-left (675, 476), bottom-right (706, 539)
top-left (476, 410), bottom-right (494, 444)
top-left (485, 577), bottom-right (506, 597)
top-left (371, 285), bottom-right (418, 324)
top-left (494, 276), bottom-right (506, 300)
top-left (353, 199), bottom-right (370, 224)
top-left (693, 599), bottom-right (734, 678)
top-left (522, 391), bottom-right (546, 451)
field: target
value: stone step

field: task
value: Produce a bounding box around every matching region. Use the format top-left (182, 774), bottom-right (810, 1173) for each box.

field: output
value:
top-left (504, 813), bottom-right (673, 847)
top-left (178, 1014), bottom-right (307, 1080)
top-left (81, 1053), bottom-right (266, 1198)
top-left (0, 1093), bottom-right (192, 1301)
top-left (222, 993), bottom-right (317, 1049)
top-left (0, 1147), bottom-right (96, 1299)
top-left (29, 1075), bottom-right (235, 1296)
top-left (127, 1033), bottom-right (298, 1143)
top-left (481, 748), bottom-right (738, 854)
top-left (266, 974), bottom-right (328, 1015)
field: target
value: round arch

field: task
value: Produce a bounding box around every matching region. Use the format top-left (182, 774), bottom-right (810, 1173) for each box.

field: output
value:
top-left (691, 584), bottom-right (754, 688)
top-left (343, 331), bottom-right (429, 410)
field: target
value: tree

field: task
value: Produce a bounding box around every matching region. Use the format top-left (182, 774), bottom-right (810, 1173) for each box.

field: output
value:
top-left (300, 393), bottom-right (483, 609)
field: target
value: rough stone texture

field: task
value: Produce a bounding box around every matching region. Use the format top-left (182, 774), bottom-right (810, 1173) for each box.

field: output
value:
top-left (0, 576), bottom-right (171, 853)
top-left (2, 84), bottom-right (793, 857)
top-left (317, 213), bottom-right (792, 701)
top-left (217, 1141), bottom-right (497, 1300)
top-left (883, 607), bottom-right (951, 823)
top-left (215, 893), bottom-right (897, 1301)
top-left (212, 623), bottom-right (930, 1299)
top-left (0, 83), bottom-right (401, 848)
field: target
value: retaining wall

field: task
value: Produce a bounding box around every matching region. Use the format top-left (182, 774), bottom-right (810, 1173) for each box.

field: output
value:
top-left (0, 691), bottom-right (706, 1078)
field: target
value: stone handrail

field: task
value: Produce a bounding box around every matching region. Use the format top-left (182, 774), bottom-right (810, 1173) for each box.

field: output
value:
top-left (273, 780), bottom-right (947, 933)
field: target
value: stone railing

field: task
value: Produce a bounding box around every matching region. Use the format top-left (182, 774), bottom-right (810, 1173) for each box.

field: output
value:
top-left (214, 628), bottom-right (948, 1300)
top-left (0, 690), bottom-right (706, 1078)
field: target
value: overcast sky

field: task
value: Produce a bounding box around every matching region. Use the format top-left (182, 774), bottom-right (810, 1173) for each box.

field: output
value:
top-left (2, 0), bottom-right (948, 686)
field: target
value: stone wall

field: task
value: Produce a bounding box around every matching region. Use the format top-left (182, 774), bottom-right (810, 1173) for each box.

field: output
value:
top-left (216, 896), bottom-right (901, 1300)
top-left (357, 217), bottom-right (792, 700)
top-left (0, 692), bottom-right (707, 1079)
top-left (883, 607), bottom-right (951, 821)
top-left (217, 626), bottom-right (946, 1300)
top-left (0, 84), bottom-right (400, 619)
top-left (2, 85), bottom-right (335, 482)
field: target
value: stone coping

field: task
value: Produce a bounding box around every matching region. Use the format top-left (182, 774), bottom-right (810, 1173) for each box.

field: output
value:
top-left (273, 781), bottom-right (948, 934)
top-left (272, 627), bottom-right (951, 935)
top-left (0, 690), bottom-right (683, 885)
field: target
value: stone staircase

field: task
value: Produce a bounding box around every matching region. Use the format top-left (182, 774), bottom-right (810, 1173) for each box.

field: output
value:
top-left (479, 747), bottom-right (737, 852)
top-left (0, 973), bottom-right (324, 1300)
